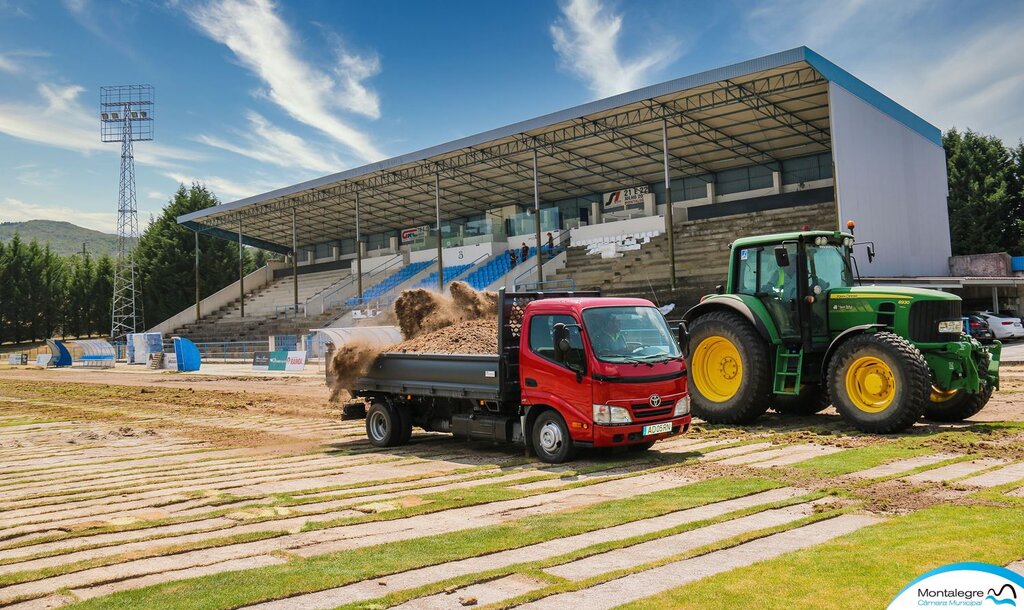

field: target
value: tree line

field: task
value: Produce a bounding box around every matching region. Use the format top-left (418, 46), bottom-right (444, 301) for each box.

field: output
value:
top-left (0, 184), bottom-right (270, 344)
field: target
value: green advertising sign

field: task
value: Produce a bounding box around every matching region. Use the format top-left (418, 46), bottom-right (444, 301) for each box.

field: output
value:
top-left (268, 350), bottom-right (289, 371)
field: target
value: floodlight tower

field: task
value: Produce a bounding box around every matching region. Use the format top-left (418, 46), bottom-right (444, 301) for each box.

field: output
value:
top-left (100, 85), bottom-right (153, 340)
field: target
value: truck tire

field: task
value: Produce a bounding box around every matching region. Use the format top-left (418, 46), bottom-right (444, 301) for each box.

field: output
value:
top-left (686, 311), bottom-right (772, 425)
top-left (924, 388), bottom-right (992, 422)
top-left (772, 384), bottom-right (831, 416)
top-left (365, 402), bottom-right (408, 447)
top-left (532, 410), bottom-right (576, 464)
top-left (827, 332), bottom-right (929, 433)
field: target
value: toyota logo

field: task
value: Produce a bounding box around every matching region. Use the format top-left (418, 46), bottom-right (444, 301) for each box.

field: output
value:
top-left (649, 394), bottom-right (662, 407)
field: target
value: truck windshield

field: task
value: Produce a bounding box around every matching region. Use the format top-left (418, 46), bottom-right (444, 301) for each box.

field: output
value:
top-left (807, 244), bottom-right (854, 290)
top-left (581, 306), bottom-right (681, 363)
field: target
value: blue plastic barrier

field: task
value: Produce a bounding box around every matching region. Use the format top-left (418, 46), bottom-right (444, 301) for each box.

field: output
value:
top-left (44, 339), bottom-right (73, 368)
top-left (173, 337), bottom-right (202, 372)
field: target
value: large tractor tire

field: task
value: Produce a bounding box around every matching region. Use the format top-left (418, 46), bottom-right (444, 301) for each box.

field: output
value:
top-left (772, 384), bottom-right (831, 416)
top-left (686, 311), bottom-right (772, 425)
top-left (924, 359), bottom-right (993, 422)
top-left (827, 332), bottom-right (930, 433)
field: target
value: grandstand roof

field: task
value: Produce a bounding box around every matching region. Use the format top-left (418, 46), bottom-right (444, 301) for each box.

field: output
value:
top-left (178, 46), bottom-right (940, 255)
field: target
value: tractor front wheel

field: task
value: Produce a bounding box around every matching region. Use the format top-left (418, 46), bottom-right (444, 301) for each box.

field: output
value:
top-left (686, 311), bottom-right (772, 425)
top-left (827, 332), bottom-right (930, 433)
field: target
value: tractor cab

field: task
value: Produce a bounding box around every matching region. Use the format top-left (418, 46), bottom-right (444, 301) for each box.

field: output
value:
top-left (730, 230), bottom-right (855, 351)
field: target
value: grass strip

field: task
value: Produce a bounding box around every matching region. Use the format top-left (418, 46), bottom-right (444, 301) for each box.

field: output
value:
top-left (65, 478), bottom-right (779, 610)
top-left (618, 504), bottom-right (1024, 610)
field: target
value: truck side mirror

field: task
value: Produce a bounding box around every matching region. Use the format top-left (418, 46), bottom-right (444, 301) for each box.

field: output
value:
top-left (774, 246), bottom-right (790, 268)
top-left (552, 323), bottom-right (569, 363)
top-left (867, 245), bottom-right (875, 263)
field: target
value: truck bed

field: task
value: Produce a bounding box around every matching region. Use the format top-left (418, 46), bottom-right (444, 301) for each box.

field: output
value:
top-left (355, 352), bottom-right (502, 401)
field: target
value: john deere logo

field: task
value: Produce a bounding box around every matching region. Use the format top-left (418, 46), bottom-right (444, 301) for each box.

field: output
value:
top-left (649, 394), bottom-right (662, 407)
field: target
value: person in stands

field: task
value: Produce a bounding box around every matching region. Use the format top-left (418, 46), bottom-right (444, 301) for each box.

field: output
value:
top-left (521, 242), bottom-right (529, 262)
top-left (546, 232), bottom-right (555, 255)
top-left (509, 248), bottom-right (518, 268)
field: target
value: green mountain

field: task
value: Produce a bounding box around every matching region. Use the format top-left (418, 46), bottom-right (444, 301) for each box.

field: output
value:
top-left (0, 220), bottom-right (119, 257)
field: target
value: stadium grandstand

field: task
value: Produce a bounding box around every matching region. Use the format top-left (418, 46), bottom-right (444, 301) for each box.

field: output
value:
top-left (160, 46), bottom-right (953, 342)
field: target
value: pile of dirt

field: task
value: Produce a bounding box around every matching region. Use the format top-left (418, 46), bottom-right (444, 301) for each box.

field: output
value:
top-left (328, 281), bottom-right (499, 398)
top-left (390, 318), bottom-right (499, 354)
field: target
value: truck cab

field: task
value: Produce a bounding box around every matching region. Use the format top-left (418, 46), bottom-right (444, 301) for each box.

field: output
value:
top-left (518, 297), bottom-right (691, 462)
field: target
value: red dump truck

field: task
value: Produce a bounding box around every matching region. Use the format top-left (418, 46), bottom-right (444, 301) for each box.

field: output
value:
top-left (349, 291), bottom-right (691, 463)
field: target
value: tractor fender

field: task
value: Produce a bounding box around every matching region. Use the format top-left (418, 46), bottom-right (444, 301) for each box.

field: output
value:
top-left (681, 296), bottom-right (774, 353)
top-left (822, 324), bottom-right (887, 373)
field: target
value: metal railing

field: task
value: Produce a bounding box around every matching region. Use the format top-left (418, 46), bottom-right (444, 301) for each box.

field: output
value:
top-left (511, 228), bottom-right (571, 289)
top-left (318, 256), bottom-right (412, 314)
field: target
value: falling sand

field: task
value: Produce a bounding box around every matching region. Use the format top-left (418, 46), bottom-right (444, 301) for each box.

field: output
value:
top-left (329, 281), bottom-right (499, 399)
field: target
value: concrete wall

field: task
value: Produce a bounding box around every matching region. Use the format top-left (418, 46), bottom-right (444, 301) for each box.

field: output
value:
top-left (829, 83), bottom-right (952, 276)
top-left (949, 253), bottom-right (1012, 277)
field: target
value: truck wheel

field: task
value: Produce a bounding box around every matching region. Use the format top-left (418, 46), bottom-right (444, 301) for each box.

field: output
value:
top-left (365, 402), bottom-right (408, 447)
top-left (532, 410), bottom-right (576, 464)
top-left (924, 359), bottom-right (993, 422)
top-left (686, 311), bottom-right (772, 425)
top-left (772, 384), bottom-right (831, 416)
top-left (827, 332), bottom-right (929, 433)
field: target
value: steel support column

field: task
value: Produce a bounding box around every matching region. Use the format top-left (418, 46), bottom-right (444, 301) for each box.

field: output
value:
top-left (435, 173), bottom-right (444, 292)
top-left (194, 230), bottom-right (200, 321)
top-left (238, 217), bottom-right (244, 318)
top-left (662, 119), bottom-right (677, 291)
top-left (291, 207), bottom-right (299, 311)
top-left (532, 149), bottom-right (543, 284)
top-left (355, 190), bottom-right (364, 303)
top-left (992, 286), bottom-right (999, 312)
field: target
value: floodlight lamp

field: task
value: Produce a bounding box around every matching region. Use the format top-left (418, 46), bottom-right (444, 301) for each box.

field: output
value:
top-left (140, 111), bottom-right (147, 118)
top-left (131, 111), bottom-right (139, 119)
top-left (101, 112), bottom-right (109, 120)
top-left (111, 112), bottom-right (119, 120)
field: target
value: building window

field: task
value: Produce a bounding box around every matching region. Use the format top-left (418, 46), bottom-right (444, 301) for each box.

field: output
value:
top-left (782, 153), bottom-right (833, 185)
top-left (682, 176), bottom-right (711, 200)
top-left (716, 165), bottom-right (774, 195)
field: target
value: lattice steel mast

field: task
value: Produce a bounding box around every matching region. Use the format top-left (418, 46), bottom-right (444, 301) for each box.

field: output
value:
top-left (101, 85), bottom-right (153, 340)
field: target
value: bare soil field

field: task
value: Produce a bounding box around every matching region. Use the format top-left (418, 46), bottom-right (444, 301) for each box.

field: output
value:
top-left (0, 366), bottom-right (1021, 610)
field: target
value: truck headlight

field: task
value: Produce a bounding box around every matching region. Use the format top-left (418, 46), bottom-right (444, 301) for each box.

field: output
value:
top-left (938, 320), bottom-right (962, 334)
top-left (592, 404), bottom-right (632, 424)
top-left (674, 396), bottom-right (690, 417)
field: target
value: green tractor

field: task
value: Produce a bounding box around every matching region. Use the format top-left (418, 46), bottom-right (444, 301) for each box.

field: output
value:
top-left (682, 225), bottom-right (1001, 433)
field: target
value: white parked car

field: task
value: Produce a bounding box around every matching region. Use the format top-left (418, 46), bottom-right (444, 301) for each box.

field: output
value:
top-left (972, 312), bottom-right (1024, 340)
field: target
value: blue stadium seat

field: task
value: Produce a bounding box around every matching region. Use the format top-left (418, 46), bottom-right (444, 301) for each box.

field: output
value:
top-left (463, 247), bottom-right (536, 291)
top-left (411, 262), bottom-right (475, 291)
top-left (346, 260), bottom-right (434, 305)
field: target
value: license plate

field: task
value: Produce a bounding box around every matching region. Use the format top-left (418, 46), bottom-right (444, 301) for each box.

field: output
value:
top-left (642, 422), bottom-right (673, 436)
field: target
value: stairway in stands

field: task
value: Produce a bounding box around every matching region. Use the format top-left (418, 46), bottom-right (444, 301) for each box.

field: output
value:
top-left (547, 203), bottom-right (837, 310)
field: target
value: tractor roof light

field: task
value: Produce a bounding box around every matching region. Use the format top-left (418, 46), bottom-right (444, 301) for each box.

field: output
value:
top-left (814, 236), bottom-right (828, 246)
top-left (843, 237), bottom-right (854, 247)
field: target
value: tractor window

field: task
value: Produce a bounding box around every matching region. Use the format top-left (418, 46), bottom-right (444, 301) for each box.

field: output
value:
top-left (736, 248), bottom-right (759, 294)
top-left (735, 244), bottom-right (799, 339)
top-left (807, 245), bottom-right (853, 290)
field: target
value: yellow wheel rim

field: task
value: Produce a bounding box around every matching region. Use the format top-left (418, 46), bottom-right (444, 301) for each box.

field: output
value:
top-left (930, 386), bottom-right (959, 403)
top-left (692, 336), bottom-right (743, 402)
top-left (844, 356), bottom-right (896, 413)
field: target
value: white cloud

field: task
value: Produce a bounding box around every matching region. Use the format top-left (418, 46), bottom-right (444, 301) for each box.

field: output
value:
top-left (164, 171), bottom-right (280, 202)
top-left (742, 0), bottom-right (1024, 144)
top-left (185, 0), bottom-right (385, 162)
top-left (0, 83), bottom-right (200, 168)
top-left (146, 191), bottom-right (165, 201)
top-left (0, 49), bottom-right (49, 74)
top-left (196, 111), bottom-right (344, 174)
top-left (1, 196), bottom-right (116, 233)
top-left (0, 54), bottom-right (19, 74)
top-left (550, 0), bottom-right (678, 98)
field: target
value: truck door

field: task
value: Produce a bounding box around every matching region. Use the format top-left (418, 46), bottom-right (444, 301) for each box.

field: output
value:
top-left (520, 313), bottom-right (593, 428)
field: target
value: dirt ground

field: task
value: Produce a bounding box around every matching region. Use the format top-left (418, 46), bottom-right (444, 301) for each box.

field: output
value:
top-left (0, 365), bottom-right (1021, 609)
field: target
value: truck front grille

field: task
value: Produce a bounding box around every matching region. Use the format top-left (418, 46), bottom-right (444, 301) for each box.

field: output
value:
top-left (908, 300), bottom-right (962, 343)
top-left (631, 402), bottom-right (674, 419)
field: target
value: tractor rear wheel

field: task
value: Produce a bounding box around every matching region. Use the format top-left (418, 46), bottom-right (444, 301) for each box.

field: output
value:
top-left (827, 332), bottom-right (930, 433)
top-left (924, 389), bottom-right (991, 422)
top-left (772, 384), bottom-right (831, 416)
top-left (686, 311), bottom-right (772, 425)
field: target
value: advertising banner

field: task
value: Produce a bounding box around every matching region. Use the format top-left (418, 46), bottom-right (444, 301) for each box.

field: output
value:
top-left (285, 350), bottom-right (307, 371)
top-left (602, 185), bottom-right (650, 211)
top-left (252, 351), bottom-right (270, 371)
top-left (401, 225), bottom-right (428, 243)
top-left (268, 350), bottom-right (289, 371)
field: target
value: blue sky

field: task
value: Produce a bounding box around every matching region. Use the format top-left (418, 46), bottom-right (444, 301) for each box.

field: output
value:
top-left (0, 0), bottom-right (1022, 233)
